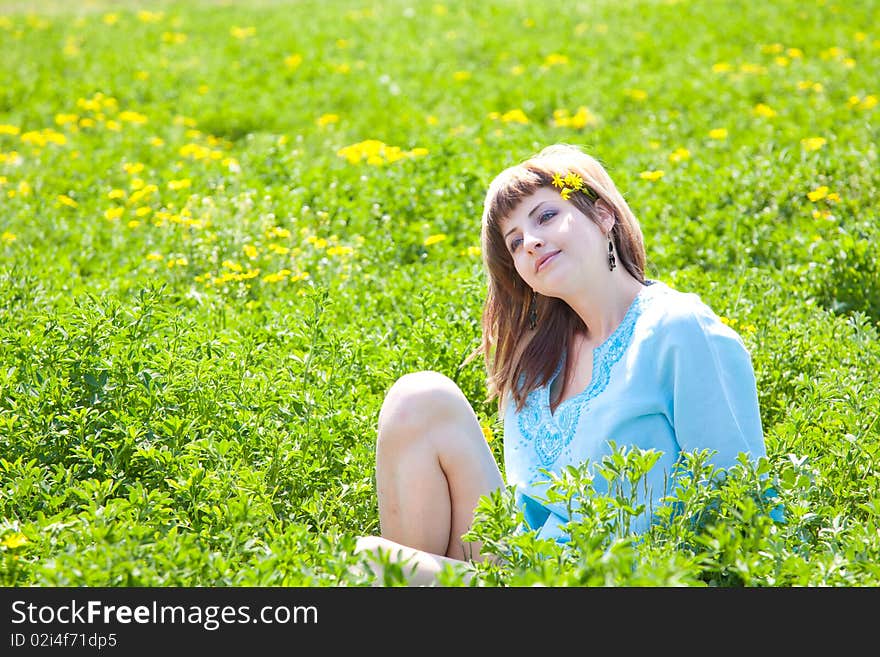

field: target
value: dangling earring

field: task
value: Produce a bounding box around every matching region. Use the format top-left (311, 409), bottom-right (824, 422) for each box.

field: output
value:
top-left (528, 290), bottom-right (538, 329)
top-left (607, 236), bottom-right (617, 271)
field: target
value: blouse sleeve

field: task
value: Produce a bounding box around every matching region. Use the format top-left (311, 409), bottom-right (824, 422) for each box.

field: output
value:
top-left (659, 298), bottom-right (767, 471)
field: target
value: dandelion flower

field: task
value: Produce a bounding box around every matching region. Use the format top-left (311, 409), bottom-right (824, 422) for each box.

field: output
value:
top-left (1, 533), bottom-right (27, 548)
top-left (708, 128), bottom-right (728, 140)
top-left (424, 234), bottom-right (447, 246)
top-left (624, 89), bottom-right (648, 101)
top-left (753, 103), bottom-right (777, 118)
top-left (801, 137), bottom-right (827, 151)
top-left (807, 186), bottom-right (829, 202)
top-left (669, 147), bottom-right (690, 163)
top-left (481, 423), bottom-right (494, 443)
top-left (316, 113), bottom-right (339, 127)
top-left (639, 170), bottom-right (665, 181)
top-left (168, 178), bottom-right (191, 190)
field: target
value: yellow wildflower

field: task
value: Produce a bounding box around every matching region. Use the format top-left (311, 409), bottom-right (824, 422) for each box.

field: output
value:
top-left (481, 423), bottom-right (494, 443)
top-left (119, 111), bottom-right (148, 124)
top-left (316, 114), bottom-right (339, 127)
top-left (1, 533), bottom-right (27, 548)
top-left (753, 103), bottom-right (777, 118)
top-left (624, 89), bottom-right (648, 101)
top-left (500, 109), bottom-right (529, 124)
top-left (57, 194), bottom-right (78, 208)
top-left (1, 231), bottom-right (15, 244)
top-left (807, 186), bottom-right (829, 202)
top-left (168, 178), bottom-right (192, 190)
top-left (104, 207), bottom-right (124, 220)
top-left (669, 147), bottom-right (690, 163)
top-left (801, 137), bottom-right (827, 151)
top-left (543, 53), bottom-right (569, 67)
top-left (708, 128), bottom-right (728, 140)
top-left (0, 124), bottom-right (19, 135)
top-left (327, 245), bottom-right (354, 256)
top-left (285, 54), bottom-right (303, 69)
top-left (639, 170), bottom-right (665, 181)
top-left (424, 234), bottom-right (447, 246)
top-left (243, 244), bottom-right (258, 259)
top-left (262, 269), bottom-right (291, 283)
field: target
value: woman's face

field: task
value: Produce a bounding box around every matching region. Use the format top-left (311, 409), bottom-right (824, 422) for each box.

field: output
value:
top-left (499, 186), bottom-right (613, 299)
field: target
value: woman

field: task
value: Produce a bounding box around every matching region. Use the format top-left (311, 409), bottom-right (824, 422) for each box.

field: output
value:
top-left (355, 143), bottom-right (769, 584)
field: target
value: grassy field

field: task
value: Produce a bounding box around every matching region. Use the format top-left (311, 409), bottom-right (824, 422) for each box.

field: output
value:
top-left (1, 0), bottom-right (878, 586)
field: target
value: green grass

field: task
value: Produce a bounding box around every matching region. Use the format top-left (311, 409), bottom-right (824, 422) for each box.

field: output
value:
top-left (1, 0), bottom-right (878, 586)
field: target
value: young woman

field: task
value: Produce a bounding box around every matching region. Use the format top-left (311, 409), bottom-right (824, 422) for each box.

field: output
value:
top-left (355, 143), bottom-right (769, 584)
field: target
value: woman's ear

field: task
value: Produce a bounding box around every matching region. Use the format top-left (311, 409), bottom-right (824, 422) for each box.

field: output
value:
top-left (594, 198), bottom-right (616, 233)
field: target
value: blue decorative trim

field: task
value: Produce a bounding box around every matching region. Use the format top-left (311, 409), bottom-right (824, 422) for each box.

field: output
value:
top-left (516, 290), bottom-right (647, 467)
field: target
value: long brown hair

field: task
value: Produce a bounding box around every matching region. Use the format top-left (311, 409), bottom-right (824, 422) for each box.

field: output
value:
top-left (476, 144), bottom-right (646, 412)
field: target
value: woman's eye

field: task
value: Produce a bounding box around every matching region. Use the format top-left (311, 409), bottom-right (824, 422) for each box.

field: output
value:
top-left (509, 237), bottom-right (522, 252)
top-left (539, 210), bottom-right (556, 223)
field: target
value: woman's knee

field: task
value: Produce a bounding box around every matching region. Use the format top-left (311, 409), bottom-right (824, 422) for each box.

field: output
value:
top-left (377, 370), bottom-right (472, 448)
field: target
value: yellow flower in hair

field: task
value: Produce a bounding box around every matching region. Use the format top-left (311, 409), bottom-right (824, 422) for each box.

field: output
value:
top-left (552, 170), bottom-right (597, 201)
top-left (563, 173), bottom-right (583, 190)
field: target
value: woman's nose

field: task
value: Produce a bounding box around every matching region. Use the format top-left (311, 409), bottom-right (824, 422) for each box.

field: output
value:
top-left (524, 232), bottom-right (544, 252)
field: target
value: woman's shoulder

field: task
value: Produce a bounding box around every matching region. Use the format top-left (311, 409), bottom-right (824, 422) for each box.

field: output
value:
top-left (640, 280), bottom-right (740, 344)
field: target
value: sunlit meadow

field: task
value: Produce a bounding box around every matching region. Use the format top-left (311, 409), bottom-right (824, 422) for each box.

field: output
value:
top-left (1, 0), bottom-right (878, 586)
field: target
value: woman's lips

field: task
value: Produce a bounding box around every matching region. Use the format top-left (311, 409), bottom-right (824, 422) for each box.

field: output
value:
top-left (536, 250), bottom-right (560, 273)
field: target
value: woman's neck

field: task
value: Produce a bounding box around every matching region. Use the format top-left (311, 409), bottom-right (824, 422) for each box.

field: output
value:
top-left (566, 273), bottom-right (644, 346)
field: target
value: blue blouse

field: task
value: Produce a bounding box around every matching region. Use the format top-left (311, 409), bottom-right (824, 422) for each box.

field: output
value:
top-left (503, 280), bottom-right (768, 540)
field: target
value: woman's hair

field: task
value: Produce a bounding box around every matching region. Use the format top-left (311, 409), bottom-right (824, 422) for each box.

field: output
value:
top-left (476, 143), bottom-right (647, 412)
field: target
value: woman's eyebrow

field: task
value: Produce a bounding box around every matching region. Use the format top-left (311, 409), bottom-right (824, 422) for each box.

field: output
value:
top-left (503, 201), bottom-right (547, 239)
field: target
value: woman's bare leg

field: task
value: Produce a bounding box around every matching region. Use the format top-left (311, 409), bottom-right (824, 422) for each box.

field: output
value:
top-left (355, 370), bottom-right (503, 584)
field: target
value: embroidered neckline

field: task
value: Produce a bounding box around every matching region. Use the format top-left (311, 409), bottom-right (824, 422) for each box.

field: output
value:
top-left (548, 284), bottom-right (649, 416)
top-left (515, 283), bottom-right (653, 467)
